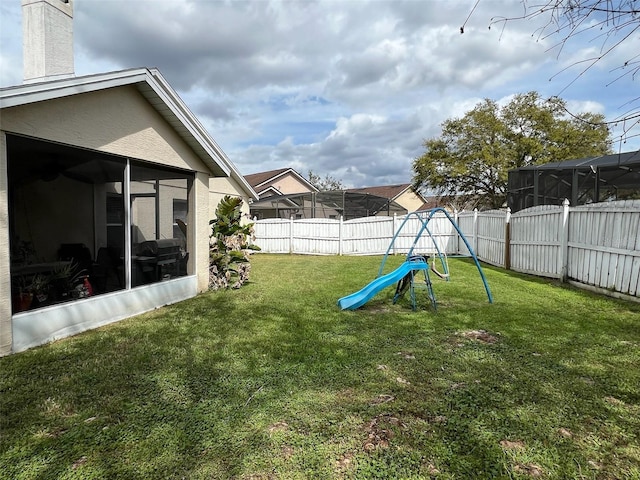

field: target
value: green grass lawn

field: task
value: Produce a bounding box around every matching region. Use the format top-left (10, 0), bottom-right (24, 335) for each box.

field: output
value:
top-left (1, 254), bottom-right (639, 479)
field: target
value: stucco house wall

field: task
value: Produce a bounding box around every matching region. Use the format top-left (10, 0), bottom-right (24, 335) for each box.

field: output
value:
top-left (264, 173), bottom-right (314, 195)
top-left (210, 176), bottom-right (252, 219)
top-left (394, 189), bottom-right (427, 213)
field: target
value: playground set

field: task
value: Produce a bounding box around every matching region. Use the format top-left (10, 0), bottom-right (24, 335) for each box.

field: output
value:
top-left (337, 208), bottom-right (493, 311)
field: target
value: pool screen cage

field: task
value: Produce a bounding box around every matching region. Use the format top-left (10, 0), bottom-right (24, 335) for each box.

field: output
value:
top-left (249, 191), bottom-right (407, 220)
top-left (507, 151), bottom-right (640, 213)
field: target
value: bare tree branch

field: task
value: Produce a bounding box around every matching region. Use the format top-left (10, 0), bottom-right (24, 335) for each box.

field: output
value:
top-left (464, 1), bottom-right (640, 142)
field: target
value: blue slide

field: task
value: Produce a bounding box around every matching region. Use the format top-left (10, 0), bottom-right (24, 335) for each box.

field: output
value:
top-left (338, 260), bottom-right (428, 310)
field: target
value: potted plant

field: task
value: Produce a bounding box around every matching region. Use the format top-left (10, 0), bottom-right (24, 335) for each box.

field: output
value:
top-left (12, 275), bottom-right (34, 312)
top-left (30, 273), bottom-right (50, 305)
top-left (51, 261), bottom-right (85, 301)
top-left (11, 273), bottom-right (51, 311)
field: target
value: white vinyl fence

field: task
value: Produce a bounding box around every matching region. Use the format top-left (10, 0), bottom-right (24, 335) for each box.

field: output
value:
top-left (252, 200), bottom-right (640, 300)
top-left (567, 201), bottom-right (640, 296)
top-left (509, 204), bottom-right (567, 278)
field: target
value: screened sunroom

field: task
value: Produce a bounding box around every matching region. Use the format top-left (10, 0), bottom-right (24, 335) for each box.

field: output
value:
top-left (7, 134), bottom-right (192, 313)
top-left (507, 151), bottom-right (640, 212)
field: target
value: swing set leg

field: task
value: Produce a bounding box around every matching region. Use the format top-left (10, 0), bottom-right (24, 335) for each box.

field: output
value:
top-left (425, 270), bottom-right (437, 311)
top-left (408, 270), bottom-right (437, 311)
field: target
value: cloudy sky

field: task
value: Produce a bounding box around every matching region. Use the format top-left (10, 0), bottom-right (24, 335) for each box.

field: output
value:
top-left (1, 0), bottom-right (638, 188)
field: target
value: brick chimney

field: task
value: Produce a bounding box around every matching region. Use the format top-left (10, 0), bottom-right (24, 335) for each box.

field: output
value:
top-left (22, 0), bottom-right (74, 83)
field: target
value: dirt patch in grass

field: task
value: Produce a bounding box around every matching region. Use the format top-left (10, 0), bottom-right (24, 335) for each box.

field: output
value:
top-left (423, 462), bottom-right (441, 475)
top-left (396, 351), bottom-right (416, 360)
top-left (501, 440), bottom-right (546, 478)
top-left (500, 439), bottom-right (525, 450)
top-left (281, 446), bottom-right (294, 460)
top-left (461, 329), bottom-right (499, 344)
top-left (514, 463), bottom-right (544, 477)
top-left (365, 304), bottom-right (393, 313)
top-left (430, 415), bottom-right (448, 425)
top-left (587, 460), bottom-right (603, 470)
top-left (363, 414), bottom-right (405, 452)
top-left (268, 421), bottom-right (289, 434)
top-left (604, 396), bottom-right (626, 406)
top-left (449, 381), bottom-right (467, 390)
top-left (369, 394), bottom-right (395, 406)
top-left (558, 427), bottom-right (573, 438)
top-left (71, 456), bottom-right (87, 470)
top-left (335, 452), bottom-right (355, 474)
top-left (335, 388), bottom-right (358, 403)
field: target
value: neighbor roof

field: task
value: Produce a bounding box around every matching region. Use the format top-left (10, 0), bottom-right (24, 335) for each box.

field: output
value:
top-left (513, 151), bottom-right (640, 171)
top-left (346, 184), bottom-right (414, 201)
top-left (244, 167), bottom-right (318, 193)
top-left (245, 168), bottom-right (290, 189)
top-left (0, 67), bottom-right (258, 200)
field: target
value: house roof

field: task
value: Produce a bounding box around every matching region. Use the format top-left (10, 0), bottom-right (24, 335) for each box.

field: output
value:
top-left (0, 67), bottom-right (258, 200)
top-left (346, 183), bottom-right (415, 201)
top-left (513, 151), bottom-right (640, 171)
top-left (248, 190), bottom-right (408, 217)
top-left (244, 167), bottom-right (318, 193)
top-left (416, 197), bottom-right (440, 211)
top-left (245, 168), bottom-right (290, 188)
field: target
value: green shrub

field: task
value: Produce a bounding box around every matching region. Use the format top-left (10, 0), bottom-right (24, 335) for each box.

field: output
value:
top-left (209, 195), bottom-right (260, 289)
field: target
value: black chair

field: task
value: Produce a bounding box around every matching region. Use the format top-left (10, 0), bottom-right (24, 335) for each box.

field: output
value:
top-left (58, 243), bottom-right (93, 274)
top-left (92, 247), bottom-right (123, 293)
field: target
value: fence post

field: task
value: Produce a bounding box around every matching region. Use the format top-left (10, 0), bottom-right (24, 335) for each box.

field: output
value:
top-left (504, 207), bottom-right (511, 270)
top-left (289, 216), bottom-right (294, 254)
top-left (559, 198), bottom-right (570, 281)
top-left (339, 216), bottom-right (343, 256)
top-left (392, 213), bottom-right (398, 255)
top-left (473, 208), bottom-right (479, 255)
top-left (454, 209), bottom-right (459, 254)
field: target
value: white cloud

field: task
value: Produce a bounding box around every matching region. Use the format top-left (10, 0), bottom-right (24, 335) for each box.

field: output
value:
top-left (566, 99), bottom-right (606, 115)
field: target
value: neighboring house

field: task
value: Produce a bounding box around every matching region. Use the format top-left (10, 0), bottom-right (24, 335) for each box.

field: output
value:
top-left (345, 184), bottom-right (430, 215)
top-left (0, 0), bottom-right (257, 355)
top-left (245, 167), bottom-right (318, 198)
top-left (245, 167), bottom-right (321, 219)
top-left (246, 169), bottom-right (431, 219)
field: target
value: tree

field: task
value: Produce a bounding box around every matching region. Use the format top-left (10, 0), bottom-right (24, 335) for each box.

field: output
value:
top-left (463, 0), bottom-right (640, 140)
top-left (412, 92), bottom-right (611, 209)
top-left (307, 170), bottom-right (345, 191)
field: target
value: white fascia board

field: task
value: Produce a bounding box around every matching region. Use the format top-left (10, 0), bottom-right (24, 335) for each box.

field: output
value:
top-left (392, 185), bottom-right (411, 202)
top-left (147, 69), bottom-right (258, 199)
top-left (0, 69), bottom-right (149, 108)
top-left (143, 69), bottom-right (230, 177)
top-left (254, 170), bottom-right (290, 189)
top-left (258, 168), bottom-right (319, 193)
top-left (257, 186), bottom-right (283, 197)
top-left (287, 170), bottom-right (319, 192)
